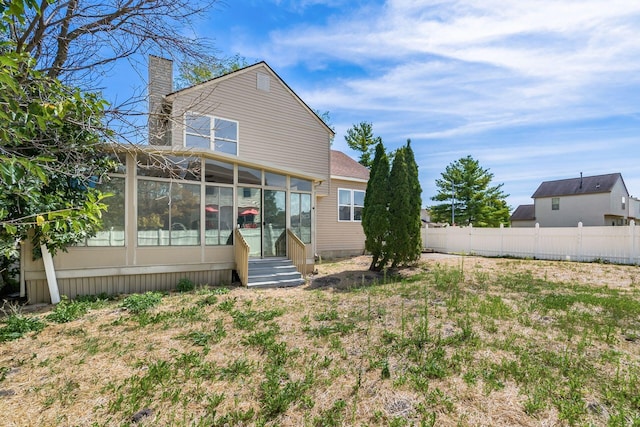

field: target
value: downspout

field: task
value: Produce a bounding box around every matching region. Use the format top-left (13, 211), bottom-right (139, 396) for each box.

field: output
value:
top-left (19, 241), bottom-right (26, 298)
top-left (40, 244), bottom-right (61, 304)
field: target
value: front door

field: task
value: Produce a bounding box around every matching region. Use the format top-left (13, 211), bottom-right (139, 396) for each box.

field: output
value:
top-left (237, 188), bottom-right (286, 258)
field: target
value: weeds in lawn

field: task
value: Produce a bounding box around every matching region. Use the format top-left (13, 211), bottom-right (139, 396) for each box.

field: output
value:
top-left (46, 296), bottom-right (90, 323)
top-left (177, 320), bottom-right (226, 347)
top-left (313, 399), bottom-right (347, 427)
top-left (121, 291), bottom-right (163, 314)
top-left (0, 311), bottom-right (45, 342)
top-left (230, 307), bottom-right (284, 330)
top-left (3, 258), bottom-right (640, 426)
top-left (219, 358), bottom-right (253, 380)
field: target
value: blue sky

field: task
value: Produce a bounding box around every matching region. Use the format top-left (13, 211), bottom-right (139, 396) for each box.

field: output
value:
top-left (109, 0), bottom-right (640, 210)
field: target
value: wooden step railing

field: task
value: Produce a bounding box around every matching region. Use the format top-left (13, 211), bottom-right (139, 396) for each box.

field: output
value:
top-left (234, 228), bottom-right (250, 286)
top-left (286, 229), bottom-right (307, 276)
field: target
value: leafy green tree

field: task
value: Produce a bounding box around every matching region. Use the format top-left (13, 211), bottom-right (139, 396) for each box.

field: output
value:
top-left (404, 140), bottom-right (422, 263)
top-left (175, 54), bottom-right (249, 89)
top-left (362, 141), bottom-right (390, 271)
top-left (430, 155), bottom-right (510, 227)
top-left (0, 50), bottom-right (115, 267)
top-left (344, 122), bottom-right (381, 169)
top-left (0, 1), bottom-right (114, 292)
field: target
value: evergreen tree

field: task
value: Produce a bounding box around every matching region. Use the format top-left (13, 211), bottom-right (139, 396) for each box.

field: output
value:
top-left (362, 141), bottom-right (390, 271)
top-left (430, 155), bottom-right (510, 226)
top-left (387, 148), bottom-right (411, 267)
top-left (344, 122), bottom-right (382, 168)
top-left (404, 139), bottom-right (423, 263)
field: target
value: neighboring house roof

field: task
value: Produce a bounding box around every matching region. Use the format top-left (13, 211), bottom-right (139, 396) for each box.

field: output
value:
top-left (330, 150), bottom-right (370, 181)
top-left (165, 61), bottom-right (335, 137)
top-left (532, 173), bottom-right (626, 198)
top-left (510, 204), bottom-right (535, 221)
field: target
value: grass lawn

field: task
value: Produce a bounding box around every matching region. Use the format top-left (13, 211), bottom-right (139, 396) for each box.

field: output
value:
top-left (1, 255), bottom-right (640, 426)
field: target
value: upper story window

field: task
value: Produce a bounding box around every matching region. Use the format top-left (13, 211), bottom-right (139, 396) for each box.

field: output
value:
top-left (622, 196), bottom-right (626, 210)
top-left (338, 189), bottom-right (365, 222)
top-left (185, 113), bottom-right (238, 155)
top-left (552, 197), bottom-right (559, 211)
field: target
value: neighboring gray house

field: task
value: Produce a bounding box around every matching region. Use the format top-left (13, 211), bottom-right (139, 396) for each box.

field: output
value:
top-left (631, 196), bottom-right (640, 222)
top-left (511, 173), bottom-right (637, 227)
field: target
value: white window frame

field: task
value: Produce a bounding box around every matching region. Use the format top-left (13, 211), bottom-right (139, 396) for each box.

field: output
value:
top-left (184, 112), bottom-right (239, 155)
top-left (552, 197), bottom-right (559, 211)
top-left (338, 188), bottom-right (365, 222)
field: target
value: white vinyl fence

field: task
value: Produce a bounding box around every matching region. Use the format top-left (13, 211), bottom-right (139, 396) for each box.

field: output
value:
top-left (422, 221), bottom-right (640, 265)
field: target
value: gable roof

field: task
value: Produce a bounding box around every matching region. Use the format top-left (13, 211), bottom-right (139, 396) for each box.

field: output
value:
top-left (510, 204), bottom-right (535, 221)
top-left (532, 173), bottom-right (626, 198)
top-left (165, 61), bottom-right (335, 136)
top-left (330, 150), bottom-right (370, 181)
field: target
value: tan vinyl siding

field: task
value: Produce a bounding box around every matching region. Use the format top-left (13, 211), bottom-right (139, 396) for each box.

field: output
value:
top-left (315, 178), bottom-right (367, 258)
top-left (26, 269), bottom-right (232, 304)
top-left (22, 239), bottom-right (234, 273)
top-left (170, 65), bottom-right (331, 195)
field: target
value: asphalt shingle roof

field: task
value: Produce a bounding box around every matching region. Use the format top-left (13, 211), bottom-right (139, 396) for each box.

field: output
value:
top-left (330, 150), bottom-right (370, 181)
top-left (532, 173), bottom-right (624, 198)
top-left (510, 204), bottom-right (535, 221)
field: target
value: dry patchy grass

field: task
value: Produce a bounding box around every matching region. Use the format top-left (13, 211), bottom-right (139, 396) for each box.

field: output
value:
top-left (1, 254), bottom-right (640, 426)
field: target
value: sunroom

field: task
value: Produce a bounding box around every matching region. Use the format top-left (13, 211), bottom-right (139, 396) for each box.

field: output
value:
top-left (22, 147), bottom-right (320, 303)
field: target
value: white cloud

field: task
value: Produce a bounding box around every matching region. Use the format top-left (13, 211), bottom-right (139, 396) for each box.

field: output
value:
top-left (240, 0), bottom-right (640, 130)
top-left (225, 0), bottom-right (640, 206)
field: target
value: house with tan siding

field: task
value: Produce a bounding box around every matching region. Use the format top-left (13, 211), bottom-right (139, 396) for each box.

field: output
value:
top-left (21, 58), bottom-right (369, 303)
top-left (316, 151), bottom-right (370, 259)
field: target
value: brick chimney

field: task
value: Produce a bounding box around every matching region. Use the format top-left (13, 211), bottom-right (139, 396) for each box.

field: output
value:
top-left (148, 55), bottom-right (173, 145)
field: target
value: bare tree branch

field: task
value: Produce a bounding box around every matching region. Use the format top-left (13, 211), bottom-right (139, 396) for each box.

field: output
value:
top-left (7, 0), bottom-right (220, 87)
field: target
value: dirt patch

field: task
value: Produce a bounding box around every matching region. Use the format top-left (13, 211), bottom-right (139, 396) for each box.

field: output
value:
top-left (307, 253), bottom-right (640, 290)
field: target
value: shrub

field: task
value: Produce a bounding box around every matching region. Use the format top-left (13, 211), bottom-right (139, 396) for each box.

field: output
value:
top-left (47, 296), bottom-right (89, 323)
top-left (176, 277), bottom-right (195, 293)
top-left (0, 313), bottom-right (45, 342)
top-left (121, 292), bottom-right (163, 314)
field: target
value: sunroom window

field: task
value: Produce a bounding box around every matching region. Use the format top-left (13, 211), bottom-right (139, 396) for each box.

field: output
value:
top-left (77, 176), bottom-right (126, 247)
top-left (185, 113), bottom-right (238, 155)
top-left (137, 180), bottom-right (200, 246)
top-left (291, 192), bottom-right (311, 243)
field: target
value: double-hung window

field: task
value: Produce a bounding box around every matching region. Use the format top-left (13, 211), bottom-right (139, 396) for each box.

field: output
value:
top-left (552, 197), bottom-right (560, 211)
top-left (185, 113), bottom-right (238, 155)
top-left (338, 189), bottom-right (365, 222)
